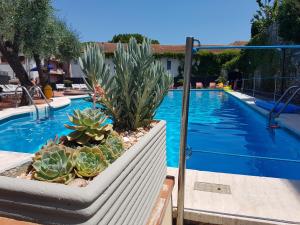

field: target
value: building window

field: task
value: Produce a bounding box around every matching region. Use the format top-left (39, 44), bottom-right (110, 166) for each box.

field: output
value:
top-left (167, 60), bottom-right (171, 70)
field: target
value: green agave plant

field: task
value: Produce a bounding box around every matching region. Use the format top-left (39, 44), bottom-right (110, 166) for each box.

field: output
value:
top-left (65, 108), bottom-right (113, 145)
top-left (32, 146), bottom-right (74, 184)
top-left (80, 38), bottom-right (173, 130)
top-left (100, 132), bottom-right (124, 163)
top-left (79, 43), bottom-right (111, 93)
top-left (73, 146), bottom-right (108, 178)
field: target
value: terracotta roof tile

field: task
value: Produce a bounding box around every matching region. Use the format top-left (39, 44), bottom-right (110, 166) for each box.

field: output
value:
top-left (97, 41), bottom-right (248, 54)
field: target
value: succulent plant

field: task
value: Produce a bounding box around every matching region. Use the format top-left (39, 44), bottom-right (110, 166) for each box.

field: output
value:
top-left (32, 146), bottom-right (74, 184)
top-left (73, 146), bottom-right (108, 178)
top-left (100, 132), bottom-right (124, 163)
top-left (80, 38), bottom-right (172, 130)
top-left (33, 138), bottom-right (71, 161)
top-left (64, 108), bottom-right (113, 145)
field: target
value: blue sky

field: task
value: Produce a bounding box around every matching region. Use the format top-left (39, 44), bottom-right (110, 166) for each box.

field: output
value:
top-left (52, 0), bottom-right (258, 45)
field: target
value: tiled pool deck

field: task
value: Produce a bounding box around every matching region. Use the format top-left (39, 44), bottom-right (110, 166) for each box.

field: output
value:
top-left (168, 91), bottom-right (300, 225)
top-left (168, 168), bottom-right (300, 225)
top-left (1, 91), bottom-right (300, 224)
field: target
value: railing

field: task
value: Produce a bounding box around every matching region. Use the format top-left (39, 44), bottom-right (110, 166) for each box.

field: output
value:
top-left (188, 148), bottom-right (300, 164)
top-left (241, 76), bottom-right (300, 102)
top-left (15, 85), bottom-right (40, 120)
top-left (268, 85), bottom-right (300, 127)
top-left (28, 85), bottom-right (53, 118)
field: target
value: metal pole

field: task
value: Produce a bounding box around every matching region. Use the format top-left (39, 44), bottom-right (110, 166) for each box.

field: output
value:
top-left (241, 79), bottom-right (245, 93)
top-left (176, 37), bottom-right (193, 225)
top-left (281, 49), bottom-right (286, 94)
top-left (252, 77), bottom-right (255, 97)
top-left (274, 76), bottom-right (277, 102)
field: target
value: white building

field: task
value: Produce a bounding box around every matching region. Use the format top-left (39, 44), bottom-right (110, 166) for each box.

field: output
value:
top-left (0, 54), bottom-right (37, 80)
top-left (0, 54), bottom-right (66, 83)
top-left (70, 42), bottom-right (185, 79)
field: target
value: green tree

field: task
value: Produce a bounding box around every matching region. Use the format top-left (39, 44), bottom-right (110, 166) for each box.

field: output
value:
top-left (21, 1), bottom-right (80, 85)
top-left (278, 0), bottom-right (300, 43)
top-left (21, 0), bottom-right (55, 86)
top-left (0, 0), bottom-right (32, 87)
top-left (110, 33), bottom-right (159, 44)
top-left (0, 0), bottom-right (80, 90)
top-left (251, 0), bottom-right (279, 38)
top-left (55, 20), bottom-right (81, 77)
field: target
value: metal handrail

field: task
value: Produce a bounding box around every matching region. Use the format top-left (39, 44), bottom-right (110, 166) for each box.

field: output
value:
top-left (15, 85), bottom-right (39, 120)
top-left (29, 86), bottom-right (52, 108)
top-left (268, 85), bottom-right (300, 126)
top-left (29, 85), bottom-right (53, 118)
top-left (241, 76), bottom-right (300, 101)
top-left (274, 87), bottom-right (300, 118)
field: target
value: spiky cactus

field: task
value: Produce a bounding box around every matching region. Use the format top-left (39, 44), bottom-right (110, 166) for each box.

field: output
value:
top-left (64, 109), bottom-right (112, 145)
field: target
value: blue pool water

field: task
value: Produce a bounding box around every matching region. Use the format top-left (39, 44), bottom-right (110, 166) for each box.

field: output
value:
top-left (155, 91), bottom-right (300, 180)
top-left (1, 91), bottom-right (300, 180)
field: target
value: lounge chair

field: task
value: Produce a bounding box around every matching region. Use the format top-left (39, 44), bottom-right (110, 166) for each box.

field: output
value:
top-left (0, 85), bottom-right (18, 99)
top-left (79, 84), bottom-right (88, 90)
top-left (209, 82), bottom-right (216, 89)
top-left (196, 82), bottom-right (203, 89)
top-left (72, 84), bottom-right (81, 89)
top-left (56, 84), bottom-right (66, 91)
top-left (217, 83), bottom-right (224, 88)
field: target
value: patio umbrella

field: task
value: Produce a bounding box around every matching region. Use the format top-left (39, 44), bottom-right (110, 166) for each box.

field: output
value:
top-left (30, 64), bottom-right (54, 71)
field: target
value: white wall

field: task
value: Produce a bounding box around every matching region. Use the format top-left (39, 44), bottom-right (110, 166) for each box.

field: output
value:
top-left (159, 58), bottom-right (181, 77)
top-left (0, 57), bottom-right (37, 79)
top-left (70, 57), bottom-right (180, 78)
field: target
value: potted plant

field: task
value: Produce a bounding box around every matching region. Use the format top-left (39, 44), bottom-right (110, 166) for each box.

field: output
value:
top-left (63, 79), bottom-right (73, 90)
top-left (0, 38), bottom-right (172, 225)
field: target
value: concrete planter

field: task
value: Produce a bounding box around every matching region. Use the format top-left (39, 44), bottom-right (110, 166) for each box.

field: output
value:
top-left (0, 121), bottom-right (167, 225)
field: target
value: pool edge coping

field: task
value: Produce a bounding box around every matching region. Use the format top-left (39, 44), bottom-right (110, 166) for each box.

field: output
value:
top-left (226, 91), bottom-right (300, 137)
top-left (0, 94), bottom-right (88, 123)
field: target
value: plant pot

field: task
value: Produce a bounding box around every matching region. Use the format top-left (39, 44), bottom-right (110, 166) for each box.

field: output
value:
top-left (0, 121), bottom-right (167, 225)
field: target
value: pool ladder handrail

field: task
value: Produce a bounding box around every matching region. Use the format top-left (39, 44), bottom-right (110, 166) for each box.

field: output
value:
top-left (28, 85), bottom-right (53, 118)
top-left (268, 85), bottom-right (300, 127)
top-left (15, 85), bottom-right (40, 120)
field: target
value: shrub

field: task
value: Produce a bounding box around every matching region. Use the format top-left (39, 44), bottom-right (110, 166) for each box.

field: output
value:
top-left (63, 79), bottom-right (73, 87)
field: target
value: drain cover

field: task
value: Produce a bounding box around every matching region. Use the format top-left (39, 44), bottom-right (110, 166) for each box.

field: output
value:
top-left (194, 182), bottom-right (231, 194)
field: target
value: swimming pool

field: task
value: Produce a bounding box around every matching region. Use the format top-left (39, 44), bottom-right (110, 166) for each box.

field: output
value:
top-left (155, 90), bottom-right (300, 180)
top-left (1, 91), bottom-right (300, 179)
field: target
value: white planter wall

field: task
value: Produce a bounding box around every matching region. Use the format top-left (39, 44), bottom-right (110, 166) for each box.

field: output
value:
top-left (0, 121), bottom-right (167, 225)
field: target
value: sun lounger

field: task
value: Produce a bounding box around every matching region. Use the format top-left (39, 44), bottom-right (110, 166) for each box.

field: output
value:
top-left (196, 82), bottom-right (203, 89)
top-left (0, 85), bottom-right (19, 99)
top-left (72, 84), bottom-right (81, 89)
top-left (79, 84), bottom-right (88, 90)
top-left (56, 84), bottom-right (66, 91)
top-left (216, 83), bottom-right (224, 88)
top-left (209, 82), bottom-right (216, 89)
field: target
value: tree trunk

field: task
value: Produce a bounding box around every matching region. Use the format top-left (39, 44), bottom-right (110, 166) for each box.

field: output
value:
top-left (0, 43), bottom-right (31, 86)
top-left (0, 39), bottom-right (31, 105)
top-left (33, 53), bottom-right (47, 87)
